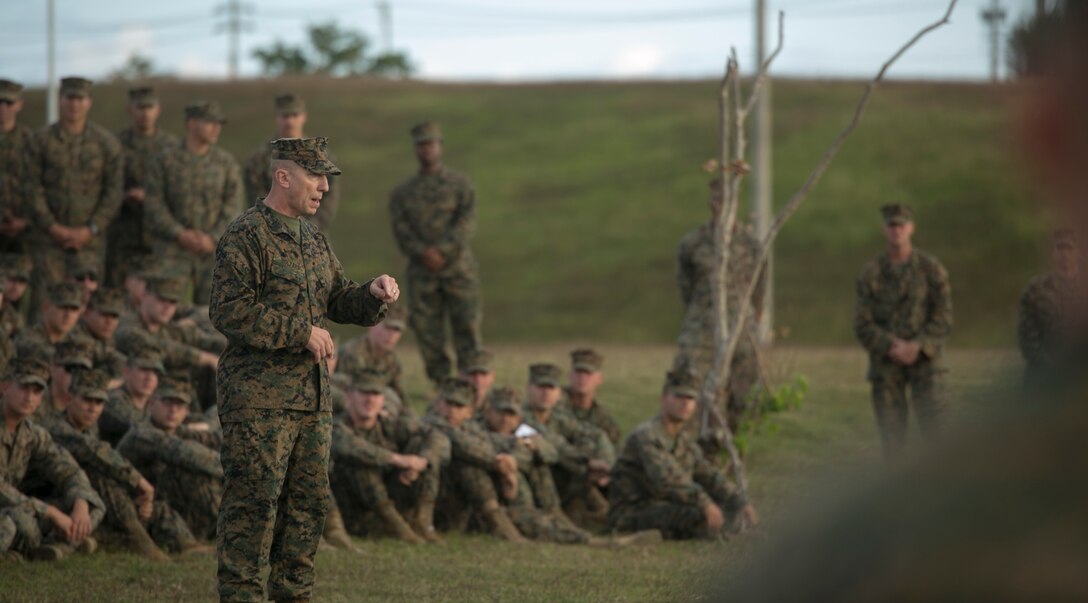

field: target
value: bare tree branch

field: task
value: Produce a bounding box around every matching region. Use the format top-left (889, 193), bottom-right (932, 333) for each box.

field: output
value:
top-left (742, 10), bottom-right (785, 120)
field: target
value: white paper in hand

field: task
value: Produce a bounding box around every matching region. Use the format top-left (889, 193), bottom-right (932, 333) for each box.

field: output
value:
top-left (514, 423), bottom-right (538, 438)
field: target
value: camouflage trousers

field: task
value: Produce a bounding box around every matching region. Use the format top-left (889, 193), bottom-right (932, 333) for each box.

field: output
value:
top-left (525, 464), bottom-right (562, 512)
top-left (331, 462), bottom-right (440, 537)
top-left (507, 473), bottom-right (588, 544)
top-left (0, 498), bottom-right (105, 554)
top-left (406, 264), bottom-right (482, 383)
top-left (869, 360), bottom-right (947, 460)
top-left (155, 465), bottom-right (223, 542)
top-left (104, 206), bottom-right (150, 288)
top-left (27, 241), bottom-right (103, 324)
top-left (434, 462), bottom-right (498, 532)
top-left (217, 409), bottom-right (332, 603)
top-left (157, 246), bottom-right (216, 306)
top-left (91, 473), bottom-right (196, 552)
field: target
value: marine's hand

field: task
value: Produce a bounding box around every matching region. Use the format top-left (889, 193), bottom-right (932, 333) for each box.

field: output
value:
top-left (420, 247), bottom-right (447, 272)
top-left (704, 502), bottom-right (725, 535)
top-left (306, 325), bottom-right (335, 362)
top-left (370, 275), bottom-right (400, 303)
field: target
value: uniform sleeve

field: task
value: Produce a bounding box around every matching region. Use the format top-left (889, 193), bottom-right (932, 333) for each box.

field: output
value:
top-left (209, 228), bottom-right (312, 352)
top-left (169, 322), bottom-right (227, 354)
top-left (532, 433), bottom-right (560, 465)
top-left (27, 430), bottom-right (102, 516)
top-left (331, 423), bottom-right (395, 469)
top-left (49, 425), bottom-right (142, 493)
top-left (439, 422), bottom-right (498, 470)
top-left (853, 269), bottom-right (893, 356)
top-left (434, 178), bottom-right (476, 260)
top-left (633, 434), bottom-right (712, 508)
top-left (143, 153), bottom-right (186, 240)
top-left (1017, 281), bottom-right (1047, 364)
top-left (210, 158), bottom-right (242, 241)
top-left (323, 236), bottom-right (388, 327)
top-left (25, 130), bottom-right (55, 230)
top-left (120, 426), bottom-right (222, 479)
top-left (593, 407), bottom-right (623, 448)
top-left (389, 187), bottom-right (428, 259)
top-left (691, 444), bottom-right (745, 513)
top-left (917, 260), bottom-right (953, 360)
top-left (89, 133), bottom-right (123, 234)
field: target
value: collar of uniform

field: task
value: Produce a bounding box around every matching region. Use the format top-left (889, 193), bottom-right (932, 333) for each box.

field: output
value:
top-left (257, 201), bottom-right (315, 243)
top-left (880, 250), bottom-right (918, 273)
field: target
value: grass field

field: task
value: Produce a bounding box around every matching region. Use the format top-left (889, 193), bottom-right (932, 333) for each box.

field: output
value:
top-left (17, 77), bottom-right (1044, 346)
top-left (0, 345), bottom-right (1019, 602)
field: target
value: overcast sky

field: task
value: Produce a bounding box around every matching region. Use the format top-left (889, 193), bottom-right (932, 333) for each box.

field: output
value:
top-left (1, 0), bottom-right (1035, 86)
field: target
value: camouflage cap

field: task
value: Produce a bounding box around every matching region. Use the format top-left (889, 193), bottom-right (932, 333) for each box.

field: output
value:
top-left (439, 376), bottom-right (476, 407)
top-left (47, 282), bottom-right (84, 309)
top-left (348, 367), bottom-right (387, 394)
top-left (4, 357), bottom-right (50, 388)
top-left (126, 343), bottom-right (165, 374)
top-left (66, 254), bottom-right (99, 281)
top-left (274, 93), bottom-right (306, 115)
top-left (1054, 228), bottom-right (1077, 248)
top-left (880, 203), bottom-right (914, 225)
top-left (53, 338), bottom-right (93, 370)
top-left (664, 369), bottom-right (700, 399)
top-left (86, 287), bottom-right (125, 316)
top-left (70, 368), bottom-right (110, 402)
top-left (60, 76), bottom-right (93, 97)
top-left (486, 386), bottom-right (521, 414)
top-left (128, 86), bottom-right (158, 107)
top-left (461, 349), bottom-right (494, 374)
top-left (0, 253), bottom-right (31, 280)
top-left (410, 121), bottom-right (442, 144)
top-left (0, 79), bottom-right (24, 102)
top-left (271, 137), bottom-right (342, 176)
top-left (570, 348), bottom-right (604, 373)
top-left (381, 303), bottom-right (408, 331)
top-left (156, 375), bottom-right (192, 405)
top-left (15, 337), bottom-right (53, 368)
top-left (144, 275), bottom-right (185, 303)
top-left (529, 363), bottom-right (562, 387)
top-left (184, 100), bottom-right (227, 124)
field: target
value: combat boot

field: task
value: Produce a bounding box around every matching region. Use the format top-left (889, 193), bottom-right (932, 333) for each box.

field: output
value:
top-left (76, 536), bottom-right (97, 555)
top-left (481, 501), bottom-right (529, 543)
top-left (29, 544), bottom-right (67, 561)
top-left (376, 501), bottom-right (426, 544)
top-left (322, 507), bottom-right (360, 552)
top-left (410, 499), bottom-right (442, 543)
top-left (123, 516), bottom-right (170, 562)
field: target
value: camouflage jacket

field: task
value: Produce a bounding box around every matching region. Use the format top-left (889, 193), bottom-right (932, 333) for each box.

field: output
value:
top-left (210, 203), bottom-right (387, 414)
top-left (331, 413), bottom-right (446, 471)
top-left (27, 121), bottom-right (123, 237)
top-left (118, 417), bottom-right (223, 482)
top-left (522, 405), bottom-right (616, 476)
top-left (562, 388), bottom-right (622, 447)
top-left (423, 411), bottom-right (497, 471)
top-left (389, 167), bottom-right (477, 276)
top-left (0, 300), bottom-right (25, 339)
top-left (115, 313), bottom-right (224, 372)
top-left (114, 127), bottom-right (178, 245)
top-left (854, 249), bottom-right (953, 375)
top-left (337, 335), bottom-right (407, 403)
top-left (243, 139), bottom-right (340, 230)
top-left (48, 415), bottom-right (142, 493)
top-left (99, 387), bottom-right (148, 448)
top-left (476, 418), bottom-right (559, 472)
top-left (143, 143), bottom-right (242, 242)
top-left (68, 320), bottom-right (126, 379)
top-left (676, 221), bottom-right (765, 350)
top-left (1018, 272), bottom-right (1081, 368)
top-left (0, 417), bottom-right (103, 519)
top-left (0, 124), bottom-right (36, 233)
top-left (610, 414), bottom-right (742, 511)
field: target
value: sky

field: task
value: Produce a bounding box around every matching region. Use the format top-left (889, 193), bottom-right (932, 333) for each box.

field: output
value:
top-left (1, 0), bottom-right (1037, 86)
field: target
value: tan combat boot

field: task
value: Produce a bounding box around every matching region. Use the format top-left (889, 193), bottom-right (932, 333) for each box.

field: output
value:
top-left (410, 499), bottom-right (442, 543)
top-left (481, 500), bottom-right (529, 544)
top-left (322, 507), bottom-right (360, 552)
top-left (376, 501), bottom-right (426, 544)
top-left (123, 516), bottom-right (170, 562)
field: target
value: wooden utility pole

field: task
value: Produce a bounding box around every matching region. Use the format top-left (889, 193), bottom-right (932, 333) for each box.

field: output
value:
top-left (751, 0), bottom-right (773, 343)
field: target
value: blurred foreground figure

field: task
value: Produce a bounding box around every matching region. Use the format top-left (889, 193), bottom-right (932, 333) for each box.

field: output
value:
top-left (1018, 228), bottom-right (1081, 389)
top-left (712, 3), bottom-right (1088, 600)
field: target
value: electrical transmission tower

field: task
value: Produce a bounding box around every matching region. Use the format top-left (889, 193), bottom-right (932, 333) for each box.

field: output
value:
top-left (215, 0), bottom-right (255, 79)
top-left (980, 0), bottom-right (1007, 82)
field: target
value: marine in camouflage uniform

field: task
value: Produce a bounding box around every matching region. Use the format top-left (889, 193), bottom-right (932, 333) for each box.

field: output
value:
top-left (1018, 229), bottom-right (1082, 389)
top-left (106, 86), bottom-right (179, 288)
top-left (563, 348), bottom-right (622, 447)
top-left (68, 287), bottom-right (127, 383)
top-left (672, 184), bottom-right (766, 431)
top-left (143, 101), bottom-right (241, 305)
top-left (209, 137), bottom-right (392, 602)
top-left (25, 77), bottom-right (122, 324)
top-left (390, 121), bottom-right (483, 383)
top-left (99, 343), bottom-right (166, 447)
top-left (243, 94), bottom-right (339, 231)
top-left (118, 376), bottom-right (222, 542)
top-left (0, 79), bottom-right (35, 257)
top-left (31, 337), bottom-right (93, 430)
top-left (854, 204), bottom-right (953, 460)
top-left (0, 358), bottom-right (106, 560)
top-left (337, 303), bottom-right (412, 418)
top-left (48, 368), bottom-right (198, 560)
top-left (460, 348), bottom-right (497, 411)
top-left (608, 370), bottom-right (752, 540)
top-left (423, 377), bottom-right (527, 542)
top-left (330, 369), bottom-right (448, 543)
top-left (0, 253), bottom-right (32, 337)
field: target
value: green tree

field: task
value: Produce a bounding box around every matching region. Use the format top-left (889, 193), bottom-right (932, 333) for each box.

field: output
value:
top-left (252, 22), bottom-right (414, 78)
top-left (252, 41), bottom-right (310, 76)
top-left (1007, 4), bottom-right (1065, 78)
top-left (107, 53), bottom-right (156, 82)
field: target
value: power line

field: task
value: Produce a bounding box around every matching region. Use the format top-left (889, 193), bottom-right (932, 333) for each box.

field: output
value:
top-left (980, 0), bottom-right (1007, 82)
top-left (214, 0), bottom-right (255, 80)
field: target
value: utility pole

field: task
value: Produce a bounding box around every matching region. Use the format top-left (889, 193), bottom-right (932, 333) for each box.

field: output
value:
top-left (46, 0), bottom-right (57, 124)
top-left (980, 0), bottom-right (1007, 82)
top-left (215, 0), bottom-right (255, 79)
top-left (378, 0), bottom-right (393, 53)
top-left (751, 0), bottom-right (773, 343)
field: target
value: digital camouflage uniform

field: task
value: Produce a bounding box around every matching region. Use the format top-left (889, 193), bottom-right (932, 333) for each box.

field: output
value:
top-left (563, 349), bottom-right (622, 447)
top-left (68, 287), bottom-right (128, 382)
top-left (48, 369), bottom-right (195, 554)
top-left (0, 253), bottom-right (32, 339)
top-left (106, 87), bottom-right (179, 287)
top-left (673, 219), bottom-right (765, 429)
top-left (1018, 264), bottom-right (1080, 389)
top-left (0, 359), bottom-right (105, 556)
top-left (209, 137), bottom-right (387, 602)
top-left (98, 344), bottom-right (166, 447)
top-left (117, 377), bottom-right (223, 541)
top-left (854, 205), bottom-right (953, 460)
top-left (0, 79), bottom-right (35, 257)
top-left (330, 370), bottom-right (447, 541)
top-left (608, 371), bottom-right (747, 540)
top-left (143, 101), bottom-right (241, 305)
top-left (337, 304), bottom-right (411, 417)
top-left (26, 77), bottom-right (123, 323)
top-left (389, 121), bottom-right (482, 383)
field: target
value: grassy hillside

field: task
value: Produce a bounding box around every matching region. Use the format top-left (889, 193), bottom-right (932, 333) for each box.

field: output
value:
top-left (19, 77), bottom-right (1043, 346)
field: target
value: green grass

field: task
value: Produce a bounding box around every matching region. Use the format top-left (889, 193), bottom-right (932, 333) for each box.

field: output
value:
top-left (0, 345), bottom-right (1018, 602)
top-left (17, 77), bottom-right (1042, 346)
